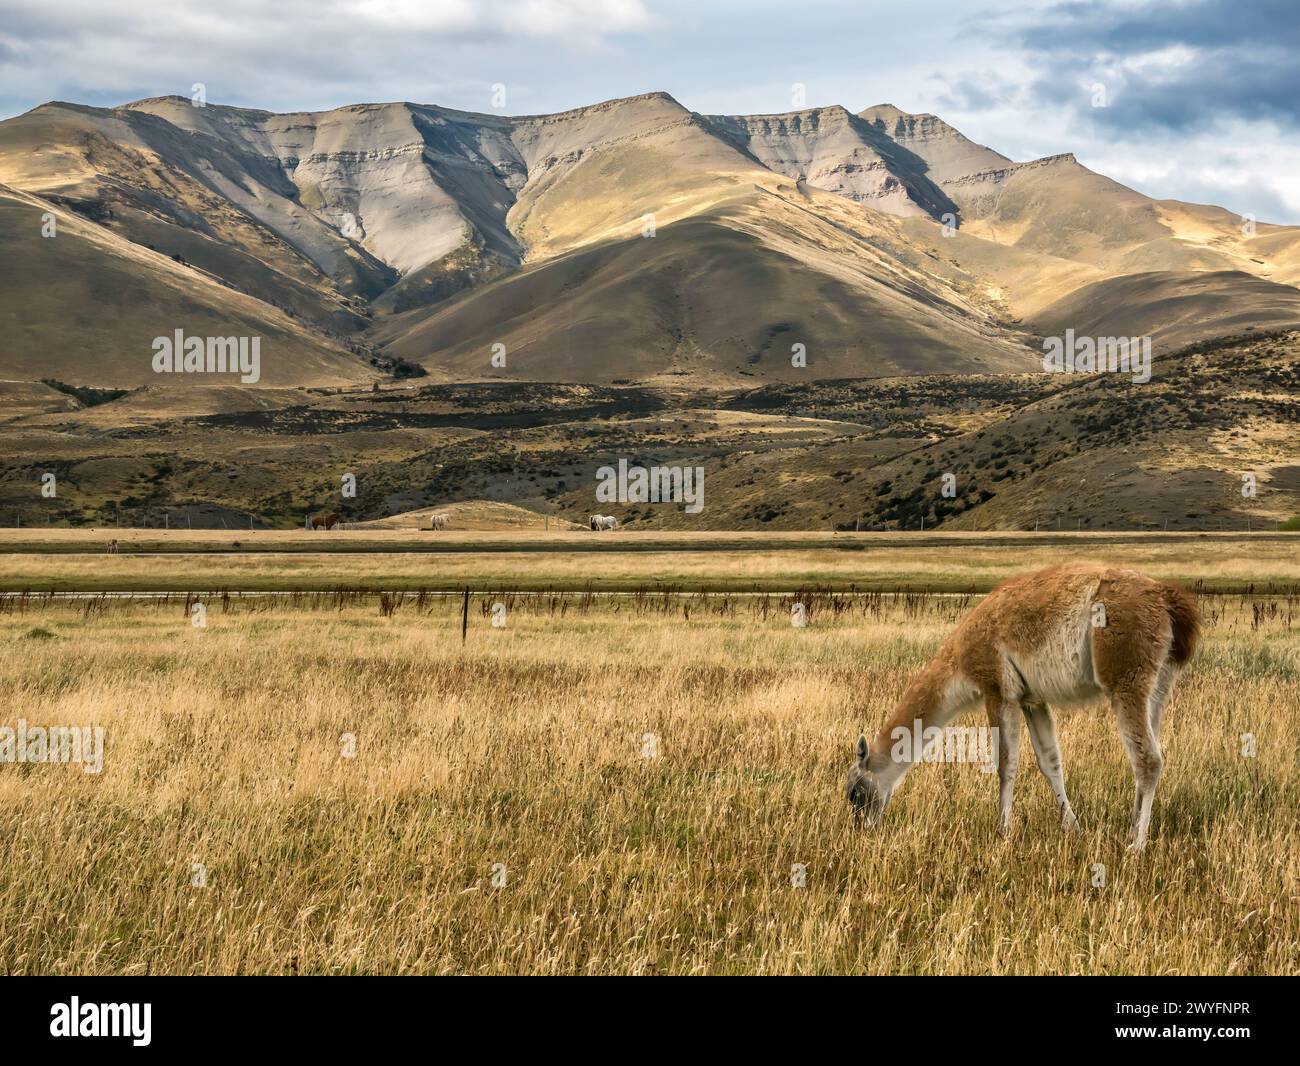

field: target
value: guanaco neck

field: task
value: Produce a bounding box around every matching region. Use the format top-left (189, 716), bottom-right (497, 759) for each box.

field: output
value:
top-left (869, 649), bottom-right (965, 787)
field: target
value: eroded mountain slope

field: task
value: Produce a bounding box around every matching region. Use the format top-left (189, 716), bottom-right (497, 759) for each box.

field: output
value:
top-left (2, 91), bottom-right (1299, 390)
top-left (0, 183), bottom-right (370, 387)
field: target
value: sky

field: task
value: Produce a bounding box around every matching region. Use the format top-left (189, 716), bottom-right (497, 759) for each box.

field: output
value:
top-left (1, 0), bottom-right (1297, 222)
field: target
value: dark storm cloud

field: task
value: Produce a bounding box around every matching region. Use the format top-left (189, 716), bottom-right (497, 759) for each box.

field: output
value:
top-left (1010, 0), bottom-right (1300, 134)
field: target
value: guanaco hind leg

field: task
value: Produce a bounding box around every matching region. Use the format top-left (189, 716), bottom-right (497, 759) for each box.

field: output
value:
top-left (1147, 659), bottom-right (1178, 740)
top-left (1121, 661), bottom-right (1180, 849)
top-left (1091, 606), bottom-right (1170, 851)
top-left (1113, 692), bottom-right (1162, 850)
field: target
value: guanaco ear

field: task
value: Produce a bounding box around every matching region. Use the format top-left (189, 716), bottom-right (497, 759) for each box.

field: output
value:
top-left (856, 734), bottom-right (869, 764)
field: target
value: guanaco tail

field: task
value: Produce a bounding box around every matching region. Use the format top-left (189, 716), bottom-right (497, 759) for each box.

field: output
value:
top-left (846, 563), bottom-right (1200, 850)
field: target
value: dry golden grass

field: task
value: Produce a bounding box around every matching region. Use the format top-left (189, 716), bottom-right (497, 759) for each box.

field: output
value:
top-left (1, 588), bottom-right (1295, 974)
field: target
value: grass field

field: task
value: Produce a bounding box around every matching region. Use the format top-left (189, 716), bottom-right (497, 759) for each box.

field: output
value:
top-left (1, 570), bottom-right (1296, 974)
top-left (1, 530), bottom-right (1298, 592)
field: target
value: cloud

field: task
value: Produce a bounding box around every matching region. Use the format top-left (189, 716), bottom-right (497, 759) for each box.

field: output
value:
top-left (0, 0), bottom-right (658, 114)
top-left (921, 0), bottom-right (1300, 222)
top-left (0, 0), bottom-right (1296, 221)
top-left (1006, 0), bottom-right (1300, 135)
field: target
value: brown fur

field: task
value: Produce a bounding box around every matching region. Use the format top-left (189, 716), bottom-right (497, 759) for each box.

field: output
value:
top-left (1163, 583), bottom-right (1201, 665)
top-left (847, 563), bottom-right (1199, 849)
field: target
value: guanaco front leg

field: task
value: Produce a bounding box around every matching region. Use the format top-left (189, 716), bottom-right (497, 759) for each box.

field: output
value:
top-left (1021, 699), bottom-right (1078, 832)
top-left (986, 695), bottom-right (1020, 835)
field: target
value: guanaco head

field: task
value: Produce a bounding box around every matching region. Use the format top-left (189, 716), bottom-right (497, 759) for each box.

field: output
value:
top-left (845, 734), bottom-right (889, 824)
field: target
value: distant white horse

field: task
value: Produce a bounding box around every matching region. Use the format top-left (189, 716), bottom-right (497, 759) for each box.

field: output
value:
top-left (429, 513), bottom-right (450, 531)
top-left (595, 515), bottom-right (617, 531)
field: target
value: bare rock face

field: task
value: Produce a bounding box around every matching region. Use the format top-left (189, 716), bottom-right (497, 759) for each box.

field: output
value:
top-left (127, 97), bottom-right (525, 280)
top-left (125, 91), bottom-right (734, 279)
top-left (704, 105), bottom-right (956, 221)
top-left (858, 104), bottom-right (1011, 186)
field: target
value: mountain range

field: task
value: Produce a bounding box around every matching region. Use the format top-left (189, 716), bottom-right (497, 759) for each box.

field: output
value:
top-left (5, 90), bottom-right (1300, 388)
top-left (1, 90), bottom-right (1297, 532)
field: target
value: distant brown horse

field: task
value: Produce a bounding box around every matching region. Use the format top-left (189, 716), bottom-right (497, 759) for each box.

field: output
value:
top-left (310, 511), bottom-right (343, 530)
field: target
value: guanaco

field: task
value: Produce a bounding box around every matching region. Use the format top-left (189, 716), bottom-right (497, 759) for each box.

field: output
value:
top-left (846, 563), bottom-right (1199, 850)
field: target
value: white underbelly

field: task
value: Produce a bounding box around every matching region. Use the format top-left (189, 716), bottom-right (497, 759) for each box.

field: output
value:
top-left (1033, 678), bottom-right (1104, 708)
top-left (1014, 619), bottom-right (1102, 707)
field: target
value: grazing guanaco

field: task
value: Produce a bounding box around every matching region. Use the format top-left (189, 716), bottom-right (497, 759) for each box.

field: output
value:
top-left (846, 563), bottom-right (1199, 850)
